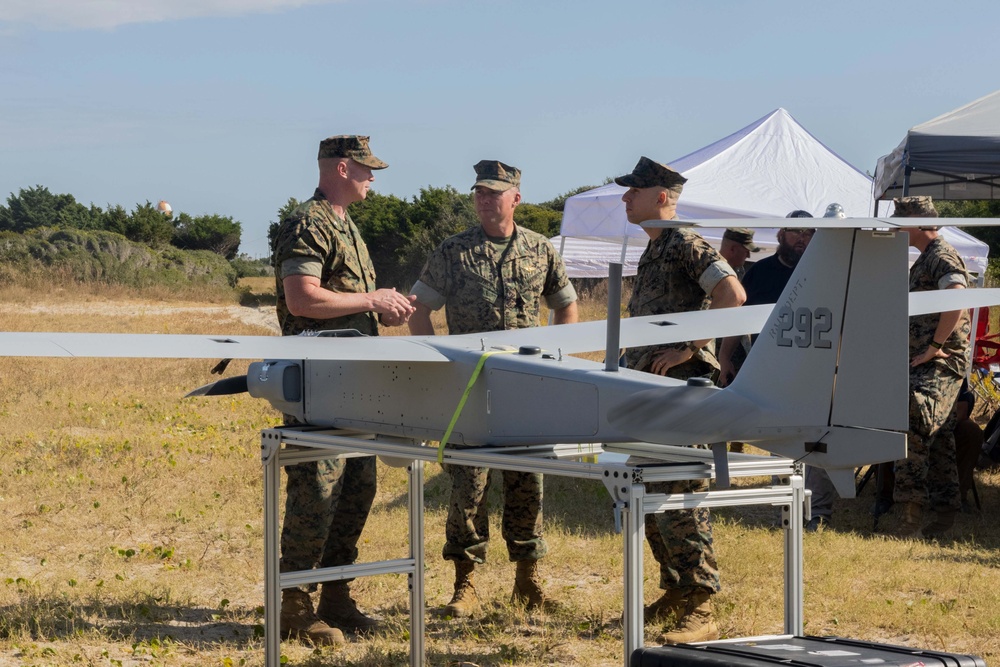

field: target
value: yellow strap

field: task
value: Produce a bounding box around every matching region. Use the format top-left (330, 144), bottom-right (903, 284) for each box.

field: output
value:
top-left (437, 349), bottom-right (515, 463)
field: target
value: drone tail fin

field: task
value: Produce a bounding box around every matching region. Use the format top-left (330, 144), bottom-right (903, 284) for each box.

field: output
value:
top-left (727, 228), bottom-right (910, 491)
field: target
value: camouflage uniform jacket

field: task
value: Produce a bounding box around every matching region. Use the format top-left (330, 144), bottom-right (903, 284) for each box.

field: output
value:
top-left (908, 236), bottom-right (971, 377)
top-left (414, 225), bottom-right (574, 335)
top-left (272, 189), bottom-right (378, 337)
top-left (626, 227), bottom-right (734, 372)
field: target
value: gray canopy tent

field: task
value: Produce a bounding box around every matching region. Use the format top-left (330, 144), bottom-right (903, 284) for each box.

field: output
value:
top-left (874, 89), bottom-right (1000, 209)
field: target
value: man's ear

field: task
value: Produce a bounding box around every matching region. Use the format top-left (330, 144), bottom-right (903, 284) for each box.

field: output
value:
top-left (512, 190), bottom-right (522, 206)
top-left (657, 190), bottom-right (669, 205)
top-left (336, 159), bottom-right (350, 177)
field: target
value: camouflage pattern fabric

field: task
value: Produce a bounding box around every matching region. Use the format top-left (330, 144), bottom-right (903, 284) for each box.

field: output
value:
top-left (625, 227), bottom-right (725, 377)
top-left (894, 237), bottom-right (970, 511)
top-left (892, 195), bottom-right (937, 217)
top-left (627, 227), bottom-right (721, 594)
top-left (471, 159), bottom-right (520, 191)
top-left (420, 224), bottom-right (574, 564)
top-left (279, 449), bottom-right (377, 587)
top-left (442, 462), bottom-right (546, 563)
top-left (272, 189), bottom-right (379, 337)
top-left (416, 225), bottom-right (573, 335)
top-left (272, 188), bottom-right (380, 590)
top-left (722, 227), bottom-right (758, 251)
top-left (317, 134), bottom-right (388, 169)
top-left (643, 361), bottom-right (720, 594)
top-left (907, 237), bottom-right (971, 377)
top-left (893, 363), bottom-right (962, 510)
top-left (614, 156), bottom-right (687, 192)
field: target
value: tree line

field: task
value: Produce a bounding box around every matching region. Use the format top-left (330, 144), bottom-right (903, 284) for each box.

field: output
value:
top-left (269, 184), bottom-right (595, 289)
top-left (0, 186), bottom-right (242, 260)
top-left (5, 184), bottom-right (1000, 291)
top-left (1, 184), bottom-right (594, 287)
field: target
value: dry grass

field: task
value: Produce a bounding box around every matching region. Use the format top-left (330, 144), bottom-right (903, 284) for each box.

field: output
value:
top-left (1, 284), bottom-right (1000, 666)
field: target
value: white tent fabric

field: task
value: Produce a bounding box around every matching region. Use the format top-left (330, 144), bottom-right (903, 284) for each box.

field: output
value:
top-left (874, 89), bottom-right (1000, 202)
top-left (560, 108), bottom-right (989, 277)
top-left (550, 235), bottom-right (644, 278)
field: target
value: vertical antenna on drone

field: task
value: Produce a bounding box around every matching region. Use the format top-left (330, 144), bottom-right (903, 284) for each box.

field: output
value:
top-left (605, 262), bottom-right (623, 372)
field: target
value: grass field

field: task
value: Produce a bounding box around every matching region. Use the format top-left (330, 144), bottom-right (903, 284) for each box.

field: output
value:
top-left (1, 280), bottom-right (999, 666)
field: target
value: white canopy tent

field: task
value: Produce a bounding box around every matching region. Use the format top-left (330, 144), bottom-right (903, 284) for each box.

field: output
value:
top-left (558, 108), bottom-right (989, 278)
top-left (874, 89), bottom-right (1000, 204)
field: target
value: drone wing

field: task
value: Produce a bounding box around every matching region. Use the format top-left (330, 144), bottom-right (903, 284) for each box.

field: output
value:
top-left (436, 288), bottom-right (1000, 356)
top-left (436, 304), bottom-right (773, 355)
top-left (2, 285), bottom-right (997, 363)
top-left (0, 332), bottom-right (449, 362)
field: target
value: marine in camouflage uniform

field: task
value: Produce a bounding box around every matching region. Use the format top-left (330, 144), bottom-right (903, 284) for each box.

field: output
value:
top-left (273, 188), bottom-right (379, 580)
top-left (409, 160), bottom-right (578, 614)
top-left (627, 227), bottom-right (727, 595)
top-left (717, 229), bottom-right (758, 378)
top-left (892, 196), bottom-right (971, 537)
top-left (274, 189), bottom-right (379, 337)
top-left (272, 135), bottom-right (413, 642)
top-left (617, 156), bottom-right (745, 644)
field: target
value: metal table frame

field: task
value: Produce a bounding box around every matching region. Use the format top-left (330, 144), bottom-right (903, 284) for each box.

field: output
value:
top-left (261, 426), bottom-right (807, 666)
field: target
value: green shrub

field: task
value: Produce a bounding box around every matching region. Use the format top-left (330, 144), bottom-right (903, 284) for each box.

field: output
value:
top-left (0, 228), bottom-right (237, 291)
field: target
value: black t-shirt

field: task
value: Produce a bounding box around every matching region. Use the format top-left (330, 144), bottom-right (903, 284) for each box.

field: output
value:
top-left (741, 254), bottom-right (795, 306)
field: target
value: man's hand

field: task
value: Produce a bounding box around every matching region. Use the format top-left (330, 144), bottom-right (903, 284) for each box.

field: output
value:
top-left (372, 289), bottom-right (417, 325)
top-left (649, 346), bottom-right (694, 376)
top-left (910, 346), bottom-right (950, 368)
top-left (719, 357), bottom-right (736, 387)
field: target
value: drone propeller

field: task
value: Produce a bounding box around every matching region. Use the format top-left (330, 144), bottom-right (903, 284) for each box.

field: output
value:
top-left (186, 375), bottom-right (249, 397)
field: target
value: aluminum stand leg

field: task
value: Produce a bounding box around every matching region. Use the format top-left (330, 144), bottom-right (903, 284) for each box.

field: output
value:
top-left (622, 483), bottom-right (646, 666)
top-left (408, 459), bottom-right (425, 665)
top-left (783, 471), bottom-right (805, 635)
top-left (262, 432), bottom-right (281, 666)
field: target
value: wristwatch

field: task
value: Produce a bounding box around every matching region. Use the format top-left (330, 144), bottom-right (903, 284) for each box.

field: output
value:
top-left (686, 342), bottom-right (701, 353)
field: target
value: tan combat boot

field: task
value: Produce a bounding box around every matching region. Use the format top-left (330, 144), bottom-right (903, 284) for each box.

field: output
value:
top-left (317, 580), bottom-right (380, 634)
top-left (511, 560), bottom-right (549, 610)
top-left (921, 509), bottom-right (957, 539)
top-left (899, 501), bottom-right (923, 538)
top-left (444, 560), bottom-right (480, 618)
top-left (280, 588), bottom-right (346, 646)
top-left (660, 588), bottom-right (720, 645)
top-left (644, 588), bottom-right (685, 623)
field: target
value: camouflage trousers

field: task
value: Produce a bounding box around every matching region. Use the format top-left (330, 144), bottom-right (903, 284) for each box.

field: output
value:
top-left (442, 464), bottom-right (547, 564)
top-left (893, 361), bottom-right (962, 512)
top-left (280, 455), bottom-right (377, 591)
top-left (644, 357), bottom-right (720, 594)
top-left (645, 475), bottom-right (720, 593)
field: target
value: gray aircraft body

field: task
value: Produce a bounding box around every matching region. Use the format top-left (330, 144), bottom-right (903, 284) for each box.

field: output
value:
top-left (5, 220), bottom-right (999, 497)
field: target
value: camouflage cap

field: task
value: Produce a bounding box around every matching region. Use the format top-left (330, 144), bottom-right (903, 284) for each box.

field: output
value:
top-left (471, 160), bottom-right (520, 192)
top-left (891, 195), bottom-right (938, 218)
top-left (614, 156), bottom-right (687, 193)
top-left (317, 135), bottom-right (388, 169)
top-left (723, 228), bottom-right (761, 252)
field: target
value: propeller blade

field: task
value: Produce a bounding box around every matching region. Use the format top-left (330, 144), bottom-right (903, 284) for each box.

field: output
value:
top-left (186, 375), bottom-right (249, 397)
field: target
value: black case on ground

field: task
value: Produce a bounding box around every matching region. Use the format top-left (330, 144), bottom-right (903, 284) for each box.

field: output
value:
top-left (630, 635), bottom-right (987, 667)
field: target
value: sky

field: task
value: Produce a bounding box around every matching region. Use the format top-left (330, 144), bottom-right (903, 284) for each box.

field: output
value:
top-left (1, 0), bottom-right (998, 258)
